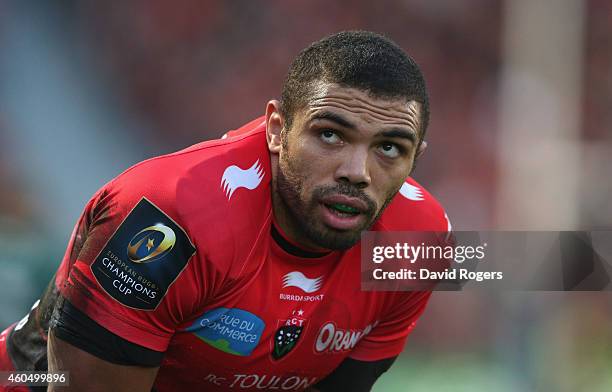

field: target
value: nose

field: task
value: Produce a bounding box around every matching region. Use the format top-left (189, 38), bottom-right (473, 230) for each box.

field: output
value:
top-left (334, 147), bottom-right (371, 188)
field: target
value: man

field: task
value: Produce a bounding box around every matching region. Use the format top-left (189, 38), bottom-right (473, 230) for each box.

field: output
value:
top-left (0, 31), bottom-right (450, 391)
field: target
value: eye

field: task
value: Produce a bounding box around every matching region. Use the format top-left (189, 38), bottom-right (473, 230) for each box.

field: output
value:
top-left (378, 142), bottom-right (401, 158)
top-left (320, 130), bottom-right (341, 144)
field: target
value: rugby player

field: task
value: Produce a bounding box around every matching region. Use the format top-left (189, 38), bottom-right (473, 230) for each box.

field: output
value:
top-left (0, 31), bottom-right (450, 391)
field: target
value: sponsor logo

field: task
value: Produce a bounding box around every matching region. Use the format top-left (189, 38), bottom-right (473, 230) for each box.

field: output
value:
top-left (127, 224), bottom-right (175, 263)
top-left (221, 159), bottom-right (264, 200)
top-left (282, 271), bottom-right (323, 293)
top-left (203, 373), bottom-right (317, 390)
top-left (185, 307), bottom-right (265, 356)
top-left (314, 321), bottom-right (378, 354)
top-left (271, 309), bottom-right (308, 361)
top-left (399, 182), bottom-right (424, 201)
top-left (278, 293), bottom-right (324, 302)
top-left (90, 198), bottom-right (196, 311)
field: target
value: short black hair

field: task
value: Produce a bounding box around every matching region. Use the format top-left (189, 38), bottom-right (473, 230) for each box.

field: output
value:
top-left (281, 31), bottom-right (430, 138)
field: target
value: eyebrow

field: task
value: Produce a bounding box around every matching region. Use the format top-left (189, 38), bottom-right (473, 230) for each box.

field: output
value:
top-left (310, 110), bottom-right (418, 143)
top-left (310, 111), bottom-right (355, 129)
top-left (378, 128), bottom-right (417, 144)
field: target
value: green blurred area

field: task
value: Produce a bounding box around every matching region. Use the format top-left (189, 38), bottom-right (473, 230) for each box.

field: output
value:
top-left (375, 352), bottom-right (612, 392)
top-left (0, 228), bottom-right (62, 330)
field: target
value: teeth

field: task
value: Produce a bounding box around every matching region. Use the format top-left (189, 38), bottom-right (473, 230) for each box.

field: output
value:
top-left (330, 203), bottom-right (359, 214)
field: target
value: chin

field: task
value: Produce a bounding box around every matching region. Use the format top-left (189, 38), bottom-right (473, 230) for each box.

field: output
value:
top-left (305, 224), bottom-right (363, 251)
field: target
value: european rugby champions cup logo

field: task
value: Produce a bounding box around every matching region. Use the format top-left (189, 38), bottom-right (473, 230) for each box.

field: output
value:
top-left (90, 198), bottom-right (195, 311)
top-left (127, 224), bottom-right (176, 263)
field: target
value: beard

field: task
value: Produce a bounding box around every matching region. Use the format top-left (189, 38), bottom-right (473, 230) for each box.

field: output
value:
top-left (275, 153), bottom-right (396, 251)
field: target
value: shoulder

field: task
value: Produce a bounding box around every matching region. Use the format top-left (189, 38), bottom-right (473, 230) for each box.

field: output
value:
top-left (376, 177), bottom-right (451, 232)
top-left (101, 117), bottom-right (269, 210)
top-left (92, 118), bottom-right (272, 275)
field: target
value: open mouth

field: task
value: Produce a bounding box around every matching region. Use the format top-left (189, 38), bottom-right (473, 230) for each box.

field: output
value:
top-left (317, 193), bottom-right (370, 231)
top-left (324, 203), bottom-right (362, 217)
top-left (318, 199), bottom-right (368, 231)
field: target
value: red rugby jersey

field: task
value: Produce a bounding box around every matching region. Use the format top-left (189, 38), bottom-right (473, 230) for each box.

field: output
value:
top-left (56, 117), bottom-right (450, 391)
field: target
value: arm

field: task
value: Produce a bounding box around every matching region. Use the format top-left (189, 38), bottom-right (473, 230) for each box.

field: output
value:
top-left (309, 356), bottom-right (397, 392)
top-left (45, 182), bottom-right (197, 390)
top-left (46, 297), bottom-right (163, 392)
top-left (47, 329), bottom-right (158, 392)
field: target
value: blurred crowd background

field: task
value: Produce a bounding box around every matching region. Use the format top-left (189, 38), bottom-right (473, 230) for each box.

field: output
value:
top-left (1, 0), bottom-right (610, 391)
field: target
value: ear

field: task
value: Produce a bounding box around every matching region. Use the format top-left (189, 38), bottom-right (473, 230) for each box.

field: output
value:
top-left (265, 100), bottom-right (283, 154)
top-left (409, 140), bottom-right (427, 177)
top-left (416, 140), bottom-right (427, 159)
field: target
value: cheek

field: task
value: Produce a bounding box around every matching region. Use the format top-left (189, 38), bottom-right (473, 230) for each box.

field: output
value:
top-left (290, 142), bottom-right (336, 180)
top-left (370, 165), bottom-right (410, 200)
top-left (280, 147), bottom-right (318, 200)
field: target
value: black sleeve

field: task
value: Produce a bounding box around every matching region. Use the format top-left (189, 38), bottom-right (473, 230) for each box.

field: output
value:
top-left (49, 296), bottom-right (164, 367)
top-left (313, 356), bottom-right (397, 392)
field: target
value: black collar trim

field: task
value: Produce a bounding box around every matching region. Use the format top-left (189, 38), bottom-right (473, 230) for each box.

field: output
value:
top-left (271, 225), bottom-right (331, 258)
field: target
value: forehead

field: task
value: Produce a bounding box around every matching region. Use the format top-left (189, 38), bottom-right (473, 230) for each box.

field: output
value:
top-left (300, 82), bottom-right (421, 134)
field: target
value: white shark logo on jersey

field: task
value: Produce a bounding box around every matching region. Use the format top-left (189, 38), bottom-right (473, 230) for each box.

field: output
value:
top-left (221, 159), bottom-right (264, 200)
top-left (444, 212), bottom-right (453, 242)
top-left (282, 272), bottom-right (323, 293)
top-left (399, 182), bottom-right (424, 201)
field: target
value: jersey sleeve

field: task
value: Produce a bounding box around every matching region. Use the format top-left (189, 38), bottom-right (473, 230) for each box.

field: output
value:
top-left (349, 291), bottom-right (431, 361)
top-left (57, 175), bottom-right (200, 353)
top-left (314, 356), bottom-right (397, 392)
